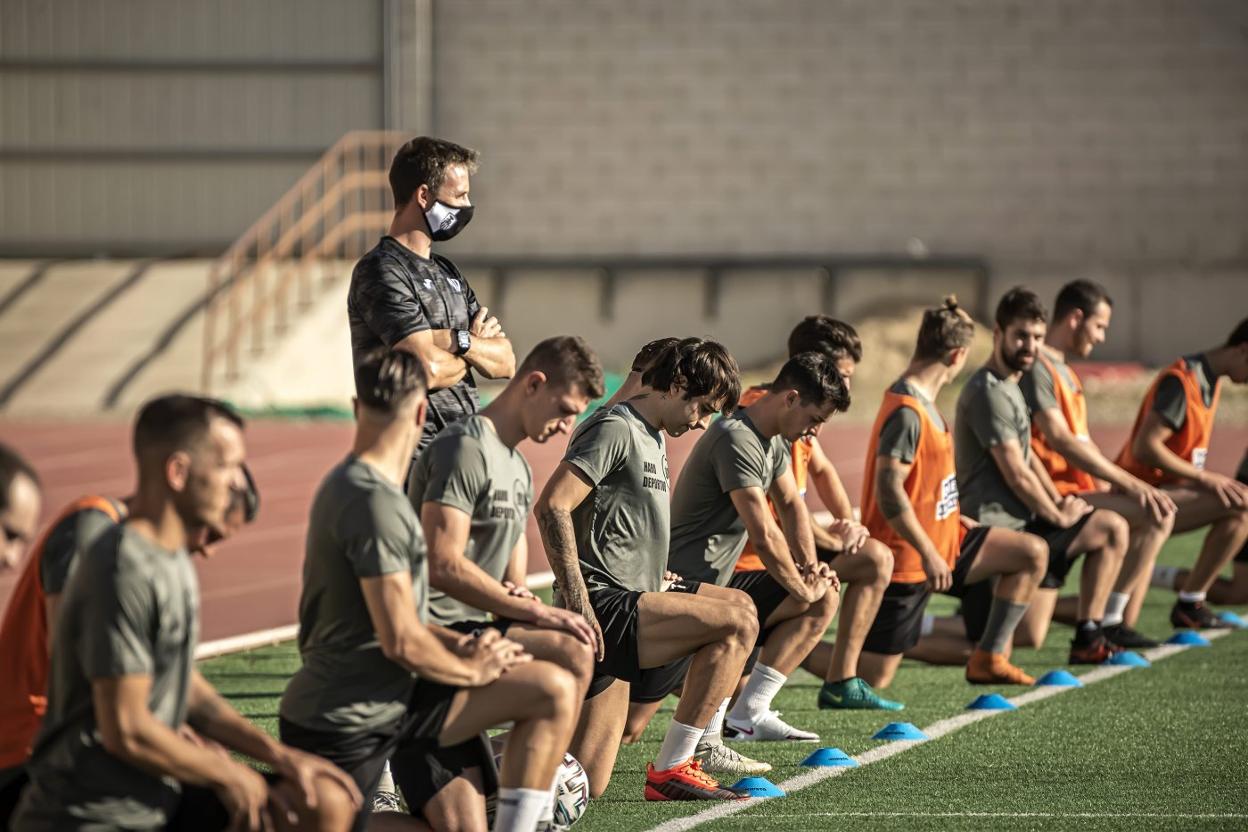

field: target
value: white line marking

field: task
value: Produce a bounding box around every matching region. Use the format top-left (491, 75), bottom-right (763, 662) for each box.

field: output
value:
top-left (194, 572), bottom-right (556, 660)
top-left (195, 624), bottom-right (299, 660)
top-left (645, 631), bottom-right (1230, 832)
top-left (757, 812), bottom-right (1248, 819)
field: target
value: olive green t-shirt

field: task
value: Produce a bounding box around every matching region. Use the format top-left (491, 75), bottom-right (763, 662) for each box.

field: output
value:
top-left (1153, 354), bottom-right (1216, 431)
top-left (563, 402), bottom-right (671, 593)
top-left (878, 379), bottom-right (946, 464)
top-left (408, 415), bottom-right (533, 624)
top-left (17, 525), bottom-right (199, 831)
top-left (280, 456), bottom-right (428, 734)
top-left (954, 366), bottom-right (1033, 530)
top-left (39, 502), bottom-right (124, 595)
top-left (1019, 349), bottom-right (1081, 415)
top-left (668, 412), bottom-right (791, 586)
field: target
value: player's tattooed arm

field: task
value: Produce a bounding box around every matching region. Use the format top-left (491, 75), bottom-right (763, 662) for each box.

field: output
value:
top-left (875, 455), bottom-right (952, 590)
top-left (536, 462), bottom-right (604, 659)
top-left (877, 463), bottom-right (911, 520)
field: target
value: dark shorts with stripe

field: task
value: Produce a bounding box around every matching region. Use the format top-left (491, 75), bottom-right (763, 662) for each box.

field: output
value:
top-left (863, 526), bottom-right (993, 655)
top-left (587, 579), bottom-right (702, 700)
top-left (281, 680), bottom-right (493, 831)
top-left (1023, 511), bottom-right (1096, 589)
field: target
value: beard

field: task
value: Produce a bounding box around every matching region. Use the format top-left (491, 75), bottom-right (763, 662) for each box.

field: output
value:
top-left (1002, 347), bottom-right (1035, 373)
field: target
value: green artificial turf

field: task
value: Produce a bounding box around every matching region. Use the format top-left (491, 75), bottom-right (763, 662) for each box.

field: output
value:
top-left (201, 530), bottom-right (1248, 831)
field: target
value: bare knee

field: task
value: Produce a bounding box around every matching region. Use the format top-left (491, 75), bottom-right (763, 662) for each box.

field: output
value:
top-left (1099, 511), bottom-right (1130, 559)
top-left (530, 666), bottom-right (580, 722)
top-left (717, 590), bottom-right (760, 645)
top-left (863, 539), bottom-right (894, 584)
top-left (560, 634), bottom-right (595, 688)
top-left (1021, 532), bottom-right (1048, 578)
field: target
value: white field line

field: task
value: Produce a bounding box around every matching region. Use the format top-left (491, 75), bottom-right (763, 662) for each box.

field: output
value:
top-left (756, 812), bottom-right (1248, 820)
top-left (645, 631), bottom-right (1231, 832)
top-left (193, 571), bottom-right (558, 660)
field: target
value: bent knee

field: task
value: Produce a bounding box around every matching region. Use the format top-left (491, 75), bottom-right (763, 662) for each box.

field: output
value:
top-left (532, 666), bottom-right (580, 719)
top-left (1098, 510), bottom-right (1131, 552)
top-left (864, 539), bottom-right (895, 581)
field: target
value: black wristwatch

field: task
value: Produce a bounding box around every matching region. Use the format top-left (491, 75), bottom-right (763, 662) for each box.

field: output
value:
top-left (453, 329), bottom-right (472, 356)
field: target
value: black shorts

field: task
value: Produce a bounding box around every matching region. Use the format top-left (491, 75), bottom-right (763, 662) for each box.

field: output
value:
top-left (0, 765), bottom-right (27, 831)
top-left (587, 580), bottom-right (701, 701)
top-left (443, 618), bottom-right (515, 636)
top-left (166, 773), bottom-right (282, 831)
top-left (280, 680), bottom-right (491, 830)
top-left (863, 527), bottom-right (992, 655)
top-left (727, 570), bottom-right (791, 642)
top-left (1023, 511), bottom-right (1096, 589)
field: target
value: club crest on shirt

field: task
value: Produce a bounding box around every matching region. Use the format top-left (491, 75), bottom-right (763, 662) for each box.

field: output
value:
top-left (423, 278), bottom-right (434, 290)
top-left (935, 474), bottom-right (959, 521)
top-left (448, 278), bottom-right (462, 293)
top-left (1192, 448), bottom-right (1208, 470)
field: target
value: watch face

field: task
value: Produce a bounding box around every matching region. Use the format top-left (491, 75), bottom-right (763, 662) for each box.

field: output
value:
top-left (458, 331), bottom-right (471, 352)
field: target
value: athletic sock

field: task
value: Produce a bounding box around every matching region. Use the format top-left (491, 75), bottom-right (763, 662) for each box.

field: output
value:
top-left (1152, 565), bottom-right (1181, 590)
top-left (728, 663), bottom-right (788, 724)
top-left (655, 720), bottom-right (704, 771)
top-left (494, 787), bottom-right (551, 832)
top-left (1102, 592), bottom-right (1130, 627)
top-left (700, 698), bottom-right (730, 746)
top-left (919, 613), bottom-right (936, 637)
top-left (1073, 619), bottom-right (1101, 645)
top-left (1178, 590), bottom-right (1207, 604)
top-left (538, 768), bottom-right (560, 827)
top-left (977, 597), bottom-right (1029, 655)
top-left (376, 759), bottom-right (395, 794)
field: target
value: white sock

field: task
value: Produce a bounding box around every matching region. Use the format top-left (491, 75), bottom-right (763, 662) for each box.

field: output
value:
top-left (538, 769), bottom-right (559, 826)
top-left (654, 720), bottom-right (703, 771)
top-left (494, 787), bottom-right (550, 832)
top-left (919, 613), bottom-right (936, 637)
top-left (728, 663), bottom-right (788, 724)
top-left (1102, 592), bottom-right (1130, 627)
top-left (700, 698), bottom-right (730, 746)
top-left (1152, 565), bottom-right (1180, 590)
top-left (376, 759), bottom-right (395, 794)
top-left (1178, 590), bottom-right (1206, 604)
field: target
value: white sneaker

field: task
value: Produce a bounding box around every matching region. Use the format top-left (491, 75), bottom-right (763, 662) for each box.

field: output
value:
top-left (694, 741), bottom-right (773, 775)
top-left (724, 710), bottom-right (819, 743)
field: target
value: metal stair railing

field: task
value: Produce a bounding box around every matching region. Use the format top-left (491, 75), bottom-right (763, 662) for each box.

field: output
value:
top-left (201, 130), bottom-right (406, 392)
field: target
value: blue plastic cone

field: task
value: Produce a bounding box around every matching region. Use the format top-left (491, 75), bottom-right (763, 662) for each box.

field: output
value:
top-left (1035, 669), bottom-right (1083, 687)
top-left (1217, 611), bottom-right (1247, 629)
top-left (1167, 630), bottom-right (1212, 647)
top-left (966, 693), bottom-right (1017, 711)
top-left (730, 777), bottom-right (785, 798)
top-left (801, 747), bottom-right (859, 767)
top-left (872, 721), bottom-right (928, 741)
top-left (1104, 650), bottom-right (1151, 668)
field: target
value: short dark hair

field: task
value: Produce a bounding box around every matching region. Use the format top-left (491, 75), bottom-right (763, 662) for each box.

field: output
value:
top-left (915, 295), bottom-right (976, 361)
top-left (517, 336), bottom-right (606, 399)
top-left (389, 136), bottom-right (480, 207)
top-left (642, 338), bottom-right (741, 414)
top-left (772, 352), bottom-right (851, 413)
top-left (1228, 318), bottom-right (1248, 347)
top-left (788, 316), bottom-right (862, 363)
top-left (133, 395), bottom-right (245, 460)
top-left (1053, 280), bottom-right (1113, 322)
top-left (354, 349), bottom-right (428, 414)
top-left (995, 287), bottom-right (1048, 331)
top-left (0, 443), bottom-right (39, 513)
top-left (631, 337), bottom-right (681, 373)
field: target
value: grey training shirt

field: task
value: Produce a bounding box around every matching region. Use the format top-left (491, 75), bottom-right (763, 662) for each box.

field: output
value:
top-left (563, 402), bottom-right (671, 593)
top-left (408, 415), bottom-right (533, 624)
top-left (668, 411), bottom-right (791, 586)
top-left (281, 456), bottom-right (428, 734)
top-left (17, 525), bottom-right (199, 831)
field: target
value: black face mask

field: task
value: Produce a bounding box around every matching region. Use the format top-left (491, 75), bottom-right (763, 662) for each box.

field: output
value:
top-left (424, 200), bottom-right (474, 241)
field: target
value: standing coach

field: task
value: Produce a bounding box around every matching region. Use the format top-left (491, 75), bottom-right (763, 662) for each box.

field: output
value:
top-left (348, 136), bottom-right (516, 467)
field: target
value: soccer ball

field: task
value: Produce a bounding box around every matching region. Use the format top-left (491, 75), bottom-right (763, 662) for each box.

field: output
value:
top-left (550, 753), bottom-right (590, 829)
top-left (487, 743), bottom-right (591, 830)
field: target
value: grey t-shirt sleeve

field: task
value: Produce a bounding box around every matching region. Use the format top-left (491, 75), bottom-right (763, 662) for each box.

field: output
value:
top-left (1020, 360), bottom-right (1057, 414)
top-left (79, 555), bottom-right (156, 679)
top-left (712, 430), bottom-right (770, 493)
top-left (878, 406), bottom-right (922, 464)
top-left (1152, 375), bottom-right (1188, 432)
top-left (966, 383), bottom-right (1025, 449)
top-left (40, 508), bottom-right (117, 595)
top-left (338, 492), bottom-right (417, 579)
top-left (564, 416), bottom-right (630, 485)
top-left (417, 434), bottom-right (487, 516)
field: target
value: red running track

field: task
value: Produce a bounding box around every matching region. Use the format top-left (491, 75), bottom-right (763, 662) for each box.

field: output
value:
top-left (1, 419), bottom-right (1244, 642)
